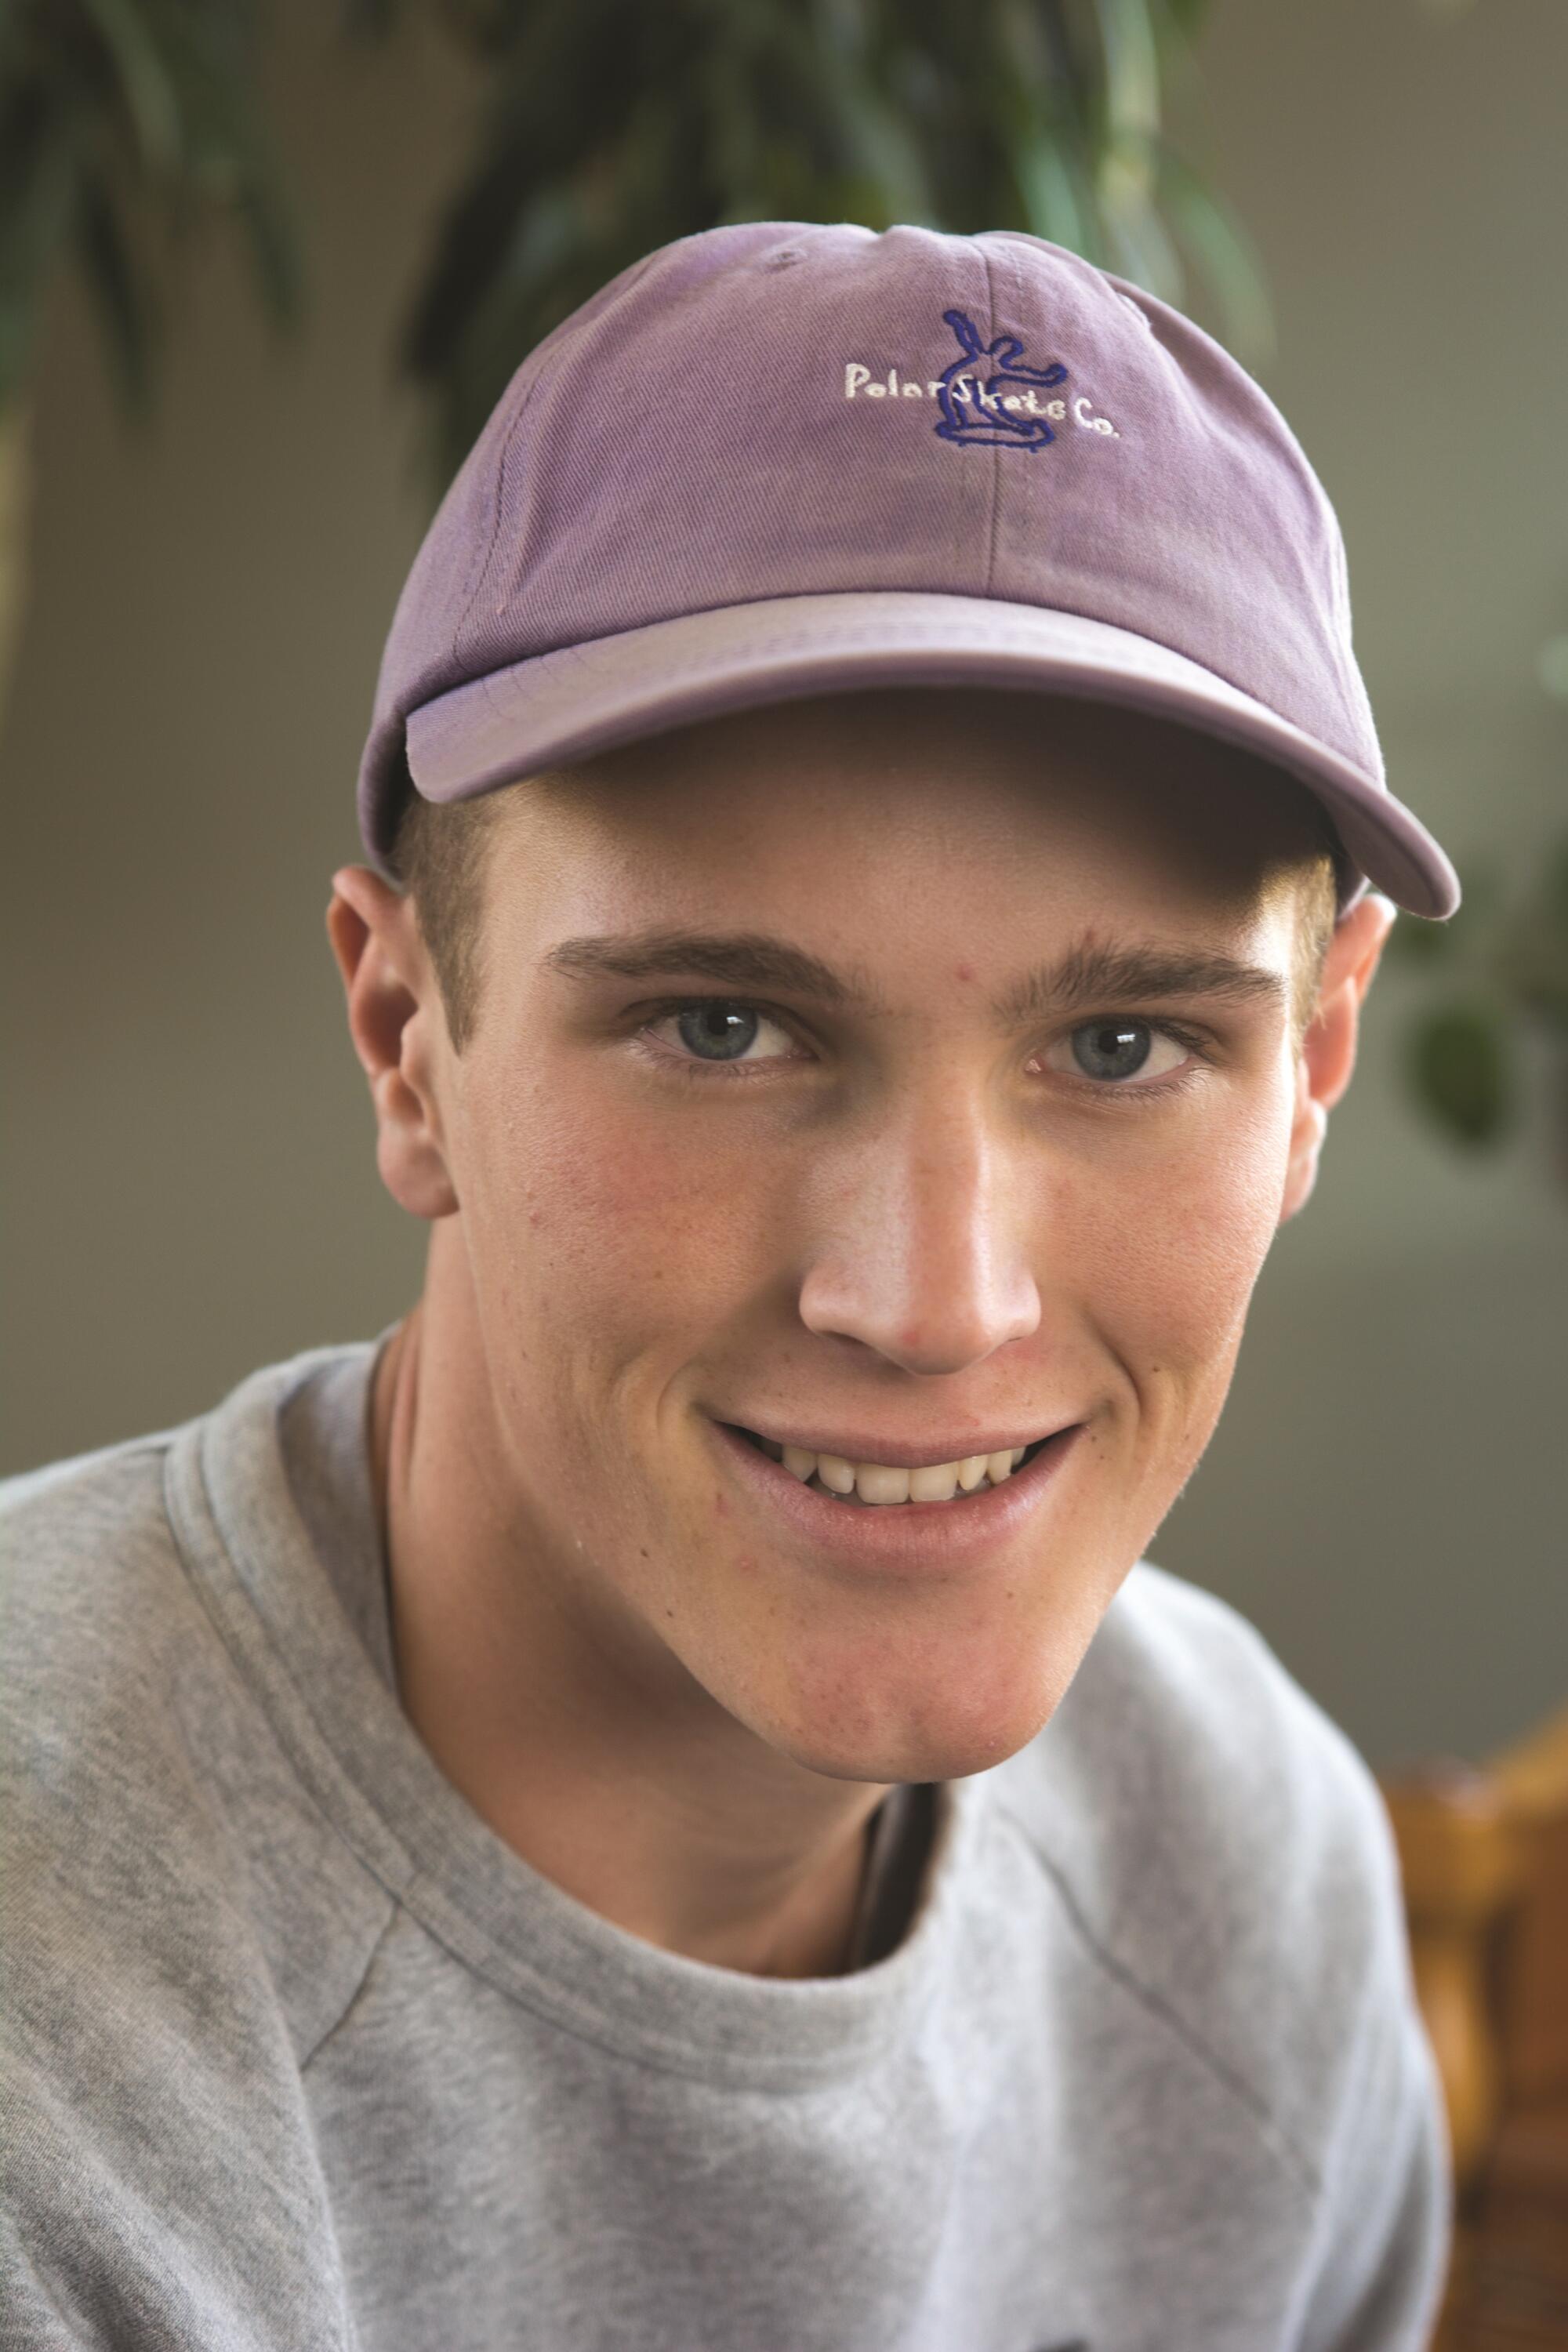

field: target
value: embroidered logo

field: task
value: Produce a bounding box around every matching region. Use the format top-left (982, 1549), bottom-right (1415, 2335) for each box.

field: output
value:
top-left (935, 308), bottom-right (1069, 450)
top-left (840, 309), bottom-right (1119, 447)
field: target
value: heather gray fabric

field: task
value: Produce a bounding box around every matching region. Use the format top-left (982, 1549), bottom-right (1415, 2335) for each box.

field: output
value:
top-left (354, 221), bottom-right (1461, 922)
top-left (2, 1337), bottom-right (1451, 2351)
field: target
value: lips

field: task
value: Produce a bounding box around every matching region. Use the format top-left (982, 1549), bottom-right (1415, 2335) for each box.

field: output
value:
top-left (726, 1425), bottom-right (1048, 1505)
top-left (707, 1414), bottom-right (1084, 1575)
top-left (717, 1421), bottom-right (1071, 1472)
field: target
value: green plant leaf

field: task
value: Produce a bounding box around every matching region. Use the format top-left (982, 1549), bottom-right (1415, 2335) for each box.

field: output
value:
top-left (1097, 0), bottom-right (1161, 147)
top-left (1404, 1000), bottom-right (1513, 1146)
top-left (166, 31), bottom-right (307, 325)
top-left (1386, 906), bottom-right (1458, 964)
top-left (1008, 129), bottom-right (1092, 254)
top-left (1153, 137), bottom-right (1274, 364)
top-left (1540, 833), bottom-right (1568, 924)
top-left (0, 94), bottom-right (81, 408)
top-left (388, 0), bottom-right (1258, 503)
top-left (73, 161), bottom-right (158, 415)
top-left (1098, 143), bottom-right (1183, 301)
top-left (1385, 853), bottom-right (1497, 964)
top-left (78, 0), bottom-right (183, 176)
top-left (1488, 832), bottom-right (1568, 1033)
top-left (337, 0), bottom-right (404, 36)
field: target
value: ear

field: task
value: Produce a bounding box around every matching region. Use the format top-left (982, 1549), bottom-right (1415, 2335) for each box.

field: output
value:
top-left (1279, 891), bottom-right (1398, 1225)
top-left (325, 866), bottom-right (460, 1220)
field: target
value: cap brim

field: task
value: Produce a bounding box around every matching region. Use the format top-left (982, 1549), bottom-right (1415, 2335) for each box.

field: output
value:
top-left (396, 591), bottom-right (1460, 920)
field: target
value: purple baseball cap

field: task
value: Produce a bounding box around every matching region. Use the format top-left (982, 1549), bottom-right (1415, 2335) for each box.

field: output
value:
top-left (357, 220), bottom-right (1460, 923)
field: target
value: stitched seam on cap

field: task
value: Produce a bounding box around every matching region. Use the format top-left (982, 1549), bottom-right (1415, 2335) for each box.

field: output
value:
top-left (982, 243), bottom-right (1001, 597)
top-left (450, 248), bottom-right (668, 667)
top-left (450, 365), bottom-right (545, 664)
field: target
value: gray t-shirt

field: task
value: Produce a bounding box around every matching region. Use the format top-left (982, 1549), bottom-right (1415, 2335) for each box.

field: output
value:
top-left (1, 1336), bottom-right (1451, 2352)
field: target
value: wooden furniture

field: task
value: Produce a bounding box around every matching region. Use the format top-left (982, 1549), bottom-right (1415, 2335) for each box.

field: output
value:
top-left (1381, 1707), bottom-right (1568, 2349)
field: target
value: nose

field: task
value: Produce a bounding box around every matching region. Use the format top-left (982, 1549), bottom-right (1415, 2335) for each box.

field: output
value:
top-left (796, 1088), bottom-right (1042, 1376)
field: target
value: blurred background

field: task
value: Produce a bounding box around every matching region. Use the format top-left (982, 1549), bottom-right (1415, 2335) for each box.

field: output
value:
top-left (5, 0), bottom-right (1568, 2323)
top-left (2, 0), bottom-right (1565, 1792)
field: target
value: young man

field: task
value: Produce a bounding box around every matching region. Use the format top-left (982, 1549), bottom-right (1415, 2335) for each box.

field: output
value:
top-left (2, 225), bottom-right (1460, 2350)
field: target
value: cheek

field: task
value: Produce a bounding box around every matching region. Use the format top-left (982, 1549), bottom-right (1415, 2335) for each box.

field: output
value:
top-left (454, 1056), bottom-right (779, 1345)
top-left (1062, 1085), bottom-right (1292, 1379)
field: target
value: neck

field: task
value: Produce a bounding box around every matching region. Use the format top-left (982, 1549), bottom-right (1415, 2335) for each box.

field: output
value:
top-left (368, 1258), bottom-right (890, 1980)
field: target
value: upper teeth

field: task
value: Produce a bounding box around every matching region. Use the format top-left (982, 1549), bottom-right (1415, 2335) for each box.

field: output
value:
top-left (760, 1439), bottom-right (1029, 1504)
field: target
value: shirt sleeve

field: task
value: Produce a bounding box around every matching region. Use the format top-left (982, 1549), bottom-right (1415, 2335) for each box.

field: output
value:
top-left (1294, 1788), bottom-right (1454, 2352)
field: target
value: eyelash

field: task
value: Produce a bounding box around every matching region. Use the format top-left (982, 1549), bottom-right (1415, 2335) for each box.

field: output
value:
top-left (628, 996), bottom-right (1218, 1103)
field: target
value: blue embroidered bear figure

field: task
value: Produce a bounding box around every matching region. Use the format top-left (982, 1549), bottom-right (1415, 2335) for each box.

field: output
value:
top-left (935, 308), bottom-right (1068, 451)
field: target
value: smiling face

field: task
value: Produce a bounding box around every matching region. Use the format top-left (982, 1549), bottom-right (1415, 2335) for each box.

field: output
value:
top-left (377, 686), bottom-right (1344, 1789)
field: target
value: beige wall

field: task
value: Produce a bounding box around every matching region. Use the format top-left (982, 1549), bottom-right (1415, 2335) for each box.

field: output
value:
top-left (4, 0), bottom-right (1565, 1772)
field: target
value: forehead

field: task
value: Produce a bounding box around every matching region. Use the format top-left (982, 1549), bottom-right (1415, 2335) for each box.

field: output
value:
top-left (488, 687), bottom-right (1327, 946)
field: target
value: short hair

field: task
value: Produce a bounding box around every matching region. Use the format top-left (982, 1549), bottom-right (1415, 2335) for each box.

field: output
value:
top-left (389, 782), bottom-right (503, 1058)
top-left (389, 762), bottom-right (1344, 1064)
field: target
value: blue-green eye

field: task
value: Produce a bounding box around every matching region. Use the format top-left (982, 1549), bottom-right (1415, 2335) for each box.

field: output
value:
top-left (1071, 1018), bottom-right (1154, 1081)
top-left (673, 1004), bottom-right (764, 1062)
top-left (1047, 1018), bottom-right (1203, 1087)
top-left (638, 999), bottom-right (803, 1075)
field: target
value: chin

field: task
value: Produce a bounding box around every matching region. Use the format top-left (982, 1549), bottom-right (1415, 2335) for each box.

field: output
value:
top-left (742, 1657), bottom-right (1069, 1788)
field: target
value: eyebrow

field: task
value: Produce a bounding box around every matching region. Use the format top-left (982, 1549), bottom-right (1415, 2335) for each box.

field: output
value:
top-left (541, 928), bottom-right (1288, 1025)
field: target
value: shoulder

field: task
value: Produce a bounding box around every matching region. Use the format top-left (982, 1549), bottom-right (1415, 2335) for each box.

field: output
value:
top-left (1, 1421), bottom-right (181, 1537)
top-left (997, 1555), bottom-right (1401, 1911)
top-left (0, 1339), bottom-right (369, 1693)
top-left (1053, 1555), bottom-right (1392, 1853)
top-left (985, 1559), bottom-right (1420, 2187)
top-left (1, 1427), bottom-right (200, 1736)
top-left (1, 1384), bottom-right (392, 2059)
top-left (2, 1388), bottom-right (390, 2343)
